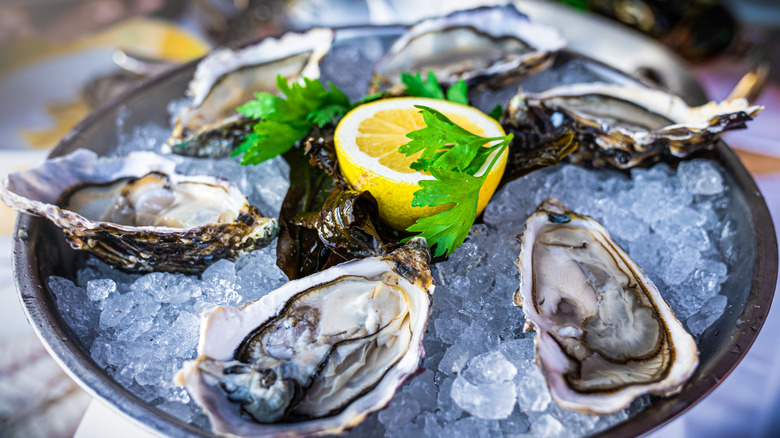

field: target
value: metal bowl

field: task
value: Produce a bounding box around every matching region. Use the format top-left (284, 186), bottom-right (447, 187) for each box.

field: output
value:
top-left (12, 23), bottom-right (778, 438)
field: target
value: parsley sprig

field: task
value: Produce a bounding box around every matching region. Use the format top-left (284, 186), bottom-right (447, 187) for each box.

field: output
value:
top-left (234, 75), bottom-right (379, 165)
top-left (400, 106), bottom-right (509, 174)
top-left (401, 72), bottom-right (503, 121)
top-left (402, 106), bottom-right (513, 256)
top-left (400, 72), bottom-right (468, 105)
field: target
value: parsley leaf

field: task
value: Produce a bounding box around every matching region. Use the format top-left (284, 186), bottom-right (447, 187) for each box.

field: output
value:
top-left (488, 104), bottom-right (503, 121)
top-left (399, 106), bottom-right (511, 174)
top-left (236, 92), bottom-right (279, 120)
top-left (235, 119), bottom-right (311, 165)
top-left (401, 72), bottom-right (445, 100)
top-left (406, 167), bottom-right (483, 256)
top-left (235, 75), bottom-right (353, 165)
top-left (401, 72), bottom-right (472, 106)
top-left (401, 106), bottom-right (513, 256)
top-left (445, 79), bottom-right (468, 105)
top-left (308, 104), bottom-right (349, 128)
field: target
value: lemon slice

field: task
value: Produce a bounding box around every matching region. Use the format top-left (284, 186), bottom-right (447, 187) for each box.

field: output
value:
top-left (335, 97), bottom-right (508, 230)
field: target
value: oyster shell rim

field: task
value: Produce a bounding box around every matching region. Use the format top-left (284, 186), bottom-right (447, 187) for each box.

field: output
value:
top-left (176, 238), bottom-right (434, 437)
top-left (0, 149), bottom-right (279, 273)
top-left (516, 81), bottom-right (764, 169)
top-left (372, 4), bottom-right (567, 87)
top-left (167, 27), bottom-right (335, 154)
top-left (525, 82), bottom-right (764, 137)
top-left (187, 27), bottom-right (335, 109)
top-left (514, 197), bottom-right (700, 415)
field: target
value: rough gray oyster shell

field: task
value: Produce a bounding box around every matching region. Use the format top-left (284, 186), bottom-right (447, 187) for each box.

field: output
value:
top-left (372, 5), bottom-right (566, 91)
top-left (167, 28), bottom-right (334, 158)
top-left (0, 149), bottom-right (278, 273)
top-left (505, 82), bottom-right (763, 169)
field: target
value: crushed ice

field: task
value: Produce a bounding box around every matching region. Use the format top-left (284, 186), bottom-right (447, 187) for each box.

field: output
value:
top-left (48, 157), bottom-right (737, 436)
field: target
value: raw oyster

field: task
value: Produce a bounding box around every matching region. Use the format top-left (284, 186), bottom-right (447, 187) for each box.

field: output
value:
top-left (514, 198), bottom-right (698, 414)
top-left (168, 28), bottom-right (334, 157)
top-left (504, 82), bottom-right (763, 168)
top-left (0, 149), bottom-right (278, 273)
top-left (372, 5), bottom-right (565, 91)
top-left (176, 238), bottom-right (433, 436)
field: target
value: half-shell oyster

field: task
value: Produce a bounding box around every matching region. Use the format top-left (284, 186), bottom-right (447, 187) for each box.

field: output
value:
top-left (514, 198), bottom-right (698, 414)
top-left (0, 149), bottom-right (278, 273)
top-left (505, 82), bottom-right (763, 168)
top-left (176, 237), bottom-right (433, 436)
top-left (372, 5), bottom-right (565, 90)
top-left (168, 28), bottom-right (334, 157)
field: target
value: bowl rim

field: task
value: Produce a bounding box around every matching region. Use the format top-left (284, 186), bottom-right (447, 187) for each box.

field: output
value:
top-left (10, 24), bottom-right (779, 438)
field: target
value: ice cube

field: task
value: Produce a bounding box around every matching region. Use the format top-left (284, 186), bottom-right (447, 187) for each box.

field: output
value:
top-left (157, 401), bottom-right (195, 423)
top-left (434, 312), bottom-right (470, 345)
top-left (438, 342), bottom-right (472, 376)
top-left (450, 375), bottom-right (516, 420)
top-left (661, 246), bottom-right (701, 286)
top-left (417, 412), bottom-right (444, 437)
top-left (463, 351), bottom-right (517, 384)
top-left (687, 294), bottom-right (728, 336)
top-left (87, 279), bottom-right (117, 301)
top-left (679, 159), bottom-right (724, 195)
top-left (436, 377), bottom-right (463, 422)
top-left (441, 416), bottom-right (501, 438)
top-left (499, 415), bottom-right (530, 435)
top-left (531, 413), bottom-right (569, 438)
top-left (99, 292), bottom-right (137, 329)
top-left (403, 369), bottom-right (437, 411)
top-left (497, 338), bottom-right (535, 365)
top-left (515, 359), bottom-right (552, 413)
top-left (378, 391), bottom-right (421, 427)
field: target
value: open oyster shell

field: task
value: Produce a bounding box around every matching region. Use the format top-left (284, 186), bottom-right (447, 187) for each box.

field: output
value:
top-left (372, 5), bottom-right (565, 91)
top-left (168, 28), bottom-right (334, 157)
top-left (0, 149), bottom-right (278, 273)
top-left (505, 82), bottom-right (763, 169)
top-left (176, 238), bottom-right (433, 437)
top-left (514, 198), bottom-right (698, 414)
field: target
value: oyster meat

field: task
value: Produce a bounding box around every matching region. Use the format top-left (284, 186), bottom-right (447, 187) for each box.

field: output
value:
top-left (504, 82), bottom-right (763, 168)
top-left (0, 149), bottom-right (278, 273)
top-left (514, 198), bottom-right (698, 414)
top-left (168, 28), bottom-right (334, 157)
top-left (176, 238), bottom-right (433, 437)
top-left (372, 5), bottom-right (565, 91)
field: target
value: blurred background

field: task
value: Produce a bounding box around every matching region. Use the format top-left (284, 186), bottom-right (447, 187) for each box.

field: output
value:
top-left (1, 0), bottom-right (779, 437)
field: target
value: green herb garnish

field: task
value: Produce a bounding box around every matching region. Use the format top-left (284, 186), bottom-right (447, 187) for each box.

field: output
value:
top-left (401, 106), bottom-right (513, 256)
top-left (445, 79), bottom-right (468, 105)
top-left (234, 76), bottom-right (355, 165)
top-left (488, 104), bottom-right (504, 121)
top-left (406, 166), bottom-right (487, 257)
top-left (400, 106), bottom-right (509, 174)
top-left (400, 72), bottom-right (468, 105)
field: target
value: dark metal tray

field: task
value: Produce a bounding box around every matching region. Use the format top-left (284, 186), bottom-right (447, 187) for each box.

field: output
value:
top-left (12, 21), bottom-right (778, 438)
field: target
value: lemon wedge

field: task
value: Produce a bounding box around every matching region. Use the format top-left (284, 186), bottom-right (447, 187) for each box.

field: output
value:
top-left (334, 97), bottom-right (508, 230)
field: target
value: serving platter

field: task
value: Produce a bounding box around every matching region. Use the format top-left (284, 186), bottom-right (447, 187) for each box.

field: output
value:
top-left (12, 15), bottom-right (778, 438)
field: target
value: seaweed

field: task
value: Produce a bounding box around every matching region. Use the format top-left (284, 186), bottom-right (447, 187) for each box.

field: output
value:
top-left (275, 126), bottom-right (388, 280)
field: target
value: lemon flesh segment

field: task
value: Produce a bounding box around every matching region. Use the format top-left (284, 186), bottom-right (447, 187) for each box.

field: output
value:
top-left (335, 97), bottom-right (508, 230)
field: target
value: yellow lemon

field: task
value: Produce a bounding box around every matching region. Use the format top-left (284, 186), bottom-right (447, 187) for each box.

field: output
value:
top-left (334, 97), bottom-right (508, 230)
